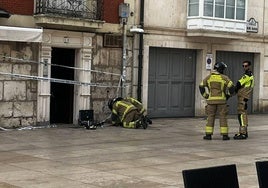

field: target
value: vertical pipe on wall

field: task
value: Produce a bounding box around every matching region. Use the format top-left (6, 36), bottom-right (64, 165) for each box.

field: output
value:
top-left (122, 21), bottom-right (127, 97)
top-left (137, 0), bottom-right (144, 101)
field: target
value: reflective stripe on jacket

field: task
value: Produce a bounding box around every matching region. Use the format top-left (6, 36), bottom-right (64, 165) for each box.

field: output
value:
top-left (199, 70), bottom-right (234, 104)
top-left (112, 100), bottom-right (137, 121)
top-left (125, 97), bottom-right (145, 114)
top-left (237, 74), bottom-right (254, 99)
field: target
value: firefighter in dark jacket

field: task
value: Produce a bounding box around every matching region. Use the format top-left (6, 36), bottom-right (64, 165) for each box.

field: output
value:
top-left (108, 97), bottom-right (148, 129)
top-left (199, 62), bottom-right (235, 140)
top-left (233, 60), bottom-right (254, 139)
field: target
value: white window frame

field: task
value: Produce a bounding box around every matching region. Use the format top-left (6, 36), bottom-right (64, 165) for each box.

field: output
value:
top-left (188, 0), bottom-right (247, 21)
top-left (188, 0), bottom-right (200, 16)
top-left (187, 0), bottom-right (247, 33)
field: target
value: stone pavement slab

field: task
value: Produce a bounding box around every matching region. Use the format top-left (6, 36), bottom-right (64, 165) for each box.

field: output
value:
top-left (0, 114), bottom-right (268, 187)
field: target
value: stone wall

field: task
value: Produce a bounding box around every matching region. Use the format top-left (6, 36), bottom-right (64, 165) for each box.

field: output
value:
top-left (0, 41), bottom-right (38, 128)
top-left (90, 34), bottom-right (133, 122)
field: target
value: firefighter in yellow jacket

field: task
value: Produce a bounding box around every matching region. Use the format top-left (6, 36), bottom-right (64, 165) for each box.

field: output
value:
top-left (233, 61), bottom-right (254, 139)
top-left (108, 97), bottom-right (149, 129)
top-left (199, 62), bottom-right (235, 140)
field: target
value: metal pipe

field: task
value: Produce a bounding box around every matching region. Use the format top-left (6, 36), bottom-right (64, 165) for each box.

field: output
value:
top-left (137, 0), bottom-right (144, 101)
top-left (122, 21), bottom-right (127, 97)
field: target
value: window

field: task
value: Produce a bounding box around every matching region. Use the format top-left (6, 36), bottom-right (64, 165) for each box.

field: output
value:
top-left (226, 0), bottom-right (235, 19)
top-left (215, 0), bottom-right (224, 18)
top-left (188, 0), bottom-right (246, 21)
top-left (204, 0), bottom-right (213, 16)
top-left (188, 0), bottom-right (199, 16)
top-left (236, 0), bottom-right (245, 20)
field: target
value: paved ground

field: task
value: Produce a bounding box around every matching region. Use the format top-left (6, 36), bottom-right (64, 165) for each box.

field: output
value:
top-left (0, 114), bottom-right (268, 188)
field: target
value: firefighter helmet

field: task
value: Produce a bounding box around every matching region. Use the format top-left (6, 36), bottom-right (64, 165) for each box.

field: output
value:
top-left (108, 97), bottom-right (123, 110)
top-left (214, 62), bottom-right (227, 74)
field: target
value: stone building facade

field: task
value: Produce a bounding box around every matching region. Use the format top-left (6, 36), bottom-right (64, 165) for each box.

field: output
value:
top-left (0, 0), bottom-right (137, 127)
top-left (1, 0), bottom-right (267, 128)
top-left (135, 0), bottom-right (268, 117)
top-left (0, 42), bottom-right (39, 127)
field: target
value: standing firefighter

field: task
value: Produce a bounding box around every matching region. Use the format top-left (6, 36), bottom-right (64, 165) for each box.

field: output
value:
top-left (199, 62), bottom-right (235, 140)
top-left (233, 60), bottom-right (254, 140)
top-left (108, 97), bottom-right (149, 129)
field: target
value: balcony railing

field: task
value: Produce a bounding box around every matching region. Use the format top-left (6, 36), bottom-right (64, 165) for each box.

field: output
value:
top-left (35, 0), bottom-right (103, 20)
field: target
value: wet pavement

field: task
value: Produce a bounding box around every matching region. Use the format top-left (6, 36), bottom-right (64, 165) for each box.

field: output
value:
top-left (0, 114), bottom-right (268, 188)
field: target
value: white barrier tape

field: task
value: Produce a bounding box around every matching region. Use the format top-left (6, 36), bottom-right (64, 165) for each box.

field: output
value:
top-left (1, 55), bottom-right (121, 76)
top-left (1, 55), bottom-right (37, 64)
top-left (0, 72), bottom-right (122, 88)
top-left (45, 63), bottom-right (121, 76)
top-left (0, 124), bottom-right (57, 131)
top-left (117, 75), bottom-right (123, 95)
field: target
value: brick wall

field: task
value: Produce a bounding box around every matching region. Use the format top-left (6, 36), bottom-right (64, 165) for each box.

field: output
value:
top-left (0, 0), bottom-right (124, 23)
top-left (0, 0), bottom-right (34, 15)
top-left (103, 0), bottom-right (124, 23)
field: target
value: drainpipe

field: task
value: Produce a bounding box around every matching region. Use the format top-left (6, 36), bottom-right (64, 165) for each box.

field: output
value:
top-left (122, 20), bottom-right (127, 97)
top-left (137, 0), bottom-right (144, 101)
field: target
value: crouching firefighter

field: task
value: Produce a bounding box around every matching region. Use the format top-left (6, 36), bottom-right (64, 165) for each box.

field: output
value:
top-left (199, 62), bottom-right (235, 140)
top-left (108, 97), bottom-right (151, 129)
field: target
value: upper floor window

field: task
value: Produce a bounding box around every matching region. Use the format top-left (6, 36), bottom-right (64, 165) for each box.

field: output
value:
top-left (189, 0), bottom-right (199, 16)
top-left (188, 0), bottom-right (246, 21)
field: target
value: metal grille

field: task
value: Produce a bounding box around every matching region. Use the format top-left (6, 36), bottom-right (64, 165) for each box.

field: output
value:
top-left (35, 0), bottom-right (103, 20)
top-left (103, 34), bottom-right (122, 48)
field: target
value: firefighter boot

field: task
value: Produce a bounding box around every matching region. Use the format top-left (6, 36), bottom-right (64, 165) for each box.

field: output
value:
top-left (135, 120), bottom-right (142, 129)
top-left (222, 135), bottom-right (230, 140)
top-left (203, 134), bottom-right (212, 140)
top-left (145, 115), bottom-right (152, 124)
top-left (233, 133), bottom-right (247, 140)
top-left (141, 116), bottom-right (148, 129)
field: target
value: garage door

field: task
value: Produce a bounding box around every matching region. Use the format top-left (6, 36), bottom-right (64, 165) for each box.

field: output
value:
top-left (148, 47), bottom-right (196, 118)
top-left (216, 51), bottom-right (254, 114)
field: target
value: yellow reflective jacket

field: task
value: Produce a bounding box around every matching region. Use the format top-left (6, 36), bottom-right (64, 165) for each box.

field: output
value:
top-left (237, 71), bottom-right (254, 99)
top-left (112, 100), bottom-right (137, 121)
top-left (125, 97), bottom-right (145, 114)
top-left (199, 70), bottom-right (234, 104)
